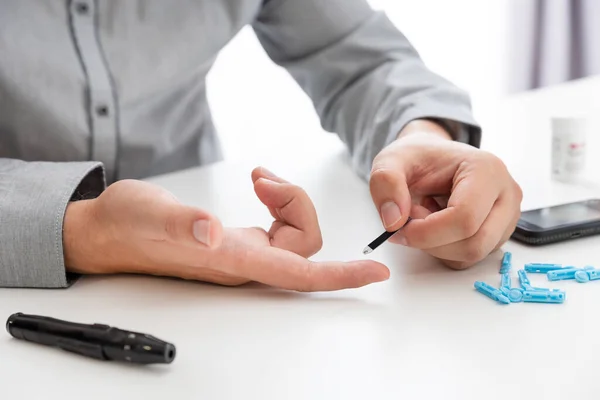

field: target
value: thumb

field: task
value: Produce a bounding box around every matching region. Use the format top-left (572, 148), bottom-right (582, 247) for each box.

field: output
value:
top-left (161, 203), bottom-right (224, 248)
top-left (369, 159), bottom-right (412, 231)
top-left (101, 179), bottom-right (224, 248)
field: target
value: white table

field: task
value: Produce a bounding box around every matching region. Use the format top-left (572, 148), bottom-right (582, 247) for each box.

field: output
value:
top-left (3, 76), bottom-right (600, 400)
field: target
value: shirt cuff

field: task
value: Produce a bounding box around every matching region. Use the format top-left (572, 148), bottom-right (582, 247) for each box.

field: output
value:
top-left (0, 161), bottom-right (105, 288)
top-left (421, 117), bottom-right (481, 149)
top-left (387, 106), bottom-right (482, 150)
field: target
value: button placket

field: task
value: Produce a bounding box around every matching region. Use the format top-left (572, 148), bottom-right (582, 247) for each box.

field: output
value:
top-left (68, 0), bottom-right (119, 182)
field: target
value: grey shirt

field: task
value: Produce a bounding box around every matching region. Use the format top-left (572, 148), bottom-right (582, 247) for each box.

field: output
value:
top-left (0, 0), bottom-right (481, 288)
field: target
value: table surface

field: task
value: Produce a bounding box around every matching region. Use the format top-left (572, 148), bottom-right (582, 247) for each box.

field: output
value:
top-left (3, 76), bottom-right (600, 400)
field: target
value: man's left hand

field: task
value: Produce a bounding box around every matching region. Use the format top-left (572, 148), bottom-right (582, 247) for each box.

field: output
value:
top-left (369, 119), bottom-right (523, 269)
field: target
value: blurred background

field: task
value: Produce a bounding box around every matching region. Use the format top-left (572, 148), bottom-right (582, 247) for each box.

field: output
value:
top-left (206, 0), bottom-right (600, 163)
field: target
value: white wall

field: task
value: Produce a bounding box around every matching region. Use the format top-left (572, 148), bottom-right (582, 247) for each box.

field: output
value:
top-left (206, 1), bottom-right (511, 162)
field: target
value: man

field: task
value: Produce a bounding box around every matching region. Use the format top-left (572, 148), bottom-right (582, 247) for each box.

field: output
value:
top-left (0, 0), bottom-right (522, 291)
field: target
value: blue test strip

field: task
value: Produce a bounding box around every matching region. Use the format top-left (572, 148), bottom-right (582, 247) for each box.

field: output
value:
top-left (547, 267), bottom-right (580, 281)
top-left (474, 281), bottom-right (510, 304)
top-left (500, 252), bottom-right (512, 274)
top-left (523, 289), bottom-right (565, 304)
top-left (524, 263), bottom-right (564, 273)
top-left (501, 273), bottom-right (511, 290)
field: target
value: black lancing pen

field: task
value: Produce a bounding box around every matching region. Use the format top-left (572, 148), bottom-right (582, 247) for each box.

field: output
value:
top-left (363, 217), bottom-right (412, 254)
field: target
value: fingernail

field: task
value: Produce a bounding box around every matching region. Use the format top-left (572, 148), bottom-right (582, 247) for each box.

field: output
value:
top-left (193, 220), bottom-right (210, 246)
top-left (260, 167), bottom-right (278, 179)
top-left (366, 267), bottom-right (390, 283)
top-left (257, 177), bottom-right (279, 185)
top-left (381, 201), bottom-right (401, 228)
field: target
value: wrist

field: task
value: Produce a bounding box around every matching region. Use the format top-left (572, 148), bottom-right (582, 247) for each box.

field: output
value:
top-left (63, 199), bottom-right (111, 275)
top-left (397, 119), bottom-right (454, 142)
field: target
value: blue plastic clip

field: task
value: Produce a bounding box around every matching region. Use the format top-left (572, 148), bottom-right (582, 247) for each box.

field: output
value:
top-left (531, 287), bottom-right (562, 293)
top-left (575, 270), bottom-right (590, 283)
top-left (507, 288), bottom-right (524, 302)
top-left (499, 252), bottom-right (512, 274)
top-left (588, 269), bottom-right (600, 281)
top-left (522, 289), bottom-right (565, 304)
top-left (474, 281), bottom-right (510, 304)
top-left (547, 267), bottom-right (580, 281)
top-left (518, 269), bottom-right (558, 291)
top-left (501, 273), bottom-right (511, 290)
top-left (517, 269), bottom-right (532, 289)
top-left (524, 263), bottom-right (564, 273)
top-left (498, 286), bottom-right (524, 302)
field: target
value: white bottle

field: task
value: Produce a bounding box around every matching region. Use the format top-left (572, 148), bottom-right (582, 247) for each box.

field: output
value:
top-left (551, 117), bottom-right (587, 183)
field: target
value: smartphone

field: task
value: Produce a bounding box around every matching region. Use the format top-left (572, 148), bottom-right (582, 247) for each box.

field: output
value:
top-left (512, 199), bottom-right (600, 245)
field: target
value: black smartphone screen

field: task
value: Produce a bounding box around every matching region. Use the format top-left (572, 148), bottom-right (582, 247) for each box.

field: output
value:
top-left (520, 200), bottom-right (600, 230)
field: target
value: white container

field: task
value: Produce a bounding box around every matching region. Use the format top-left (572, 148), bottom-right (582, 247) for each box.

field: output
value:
top-left (551, 117), bottom-right (587, 183)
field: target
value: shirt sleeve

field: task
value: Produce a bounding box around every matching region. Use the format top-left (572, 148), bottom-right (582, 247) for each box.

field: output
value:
top-left (252, 0), bottom-right (482, 179)
top-left (0, 159), bottom-right (105, 288)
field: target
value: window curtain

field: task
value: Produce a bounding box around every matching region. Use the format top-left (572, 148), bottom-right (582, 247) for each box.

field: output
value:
top-left (508, 0), bottom-right (600, 92)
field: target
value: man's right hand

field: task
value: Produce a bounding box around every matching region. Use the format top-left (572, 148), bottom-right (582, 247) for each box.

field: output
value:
top-left (63, 168), bottom-right (390, 292)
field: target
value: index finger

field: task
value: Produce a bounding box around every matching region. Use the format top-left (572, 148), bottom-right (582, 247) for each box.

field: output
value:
top-left (251, 167), bottom-right (317, 232)
top-left (398, 177), bottom-right (499, 249)
top-left (237, 246), bottom-right (390, 292)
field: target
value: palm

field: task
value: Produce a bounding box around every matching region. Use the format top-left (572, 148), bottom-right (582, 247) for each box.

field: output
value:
top-left (74, 168), bottom-right (388, 292)
top-left (185, 167), bottom-right (388, 291)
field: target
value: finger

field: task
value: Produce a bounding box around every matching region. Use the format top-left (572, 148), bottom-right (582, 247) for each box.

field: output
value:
top-left (410, 204), bottom-right (434, 219)
top-left (388, 195), bottom-right (446, 245)
top-left (253, 178), bottom-right (318, 231)
top-left (160, 204), bottom-right (224, 248)
top-left (421, 196), bottom-right (443, 213)
top-left (433, 196), bottom-right (449, 209)
top-left (251, 166), bottom-right (289, 184)
top-left (492, 209), bottom-right (521, 252)
top-left (442, 196), bottom-right (521, 270)
top-left (424, 193), bottom-right (516, 267)
top-left (442, 213), bottom-right (517, 271)
top-left (388, 204), bottom-right (431, 244)
top-left (251, 167), bottom-right (287, 220)
top-left (263, 219), bottom-right (319, 258)
top-left (253, 175), bottom-right (322, 257)
top-left (369, 158), bottom-right (413, 231)
top-left (252, 167), bottom-right (317, 230)
top-left (396, 176), bottom-right (501, 249)
top-left (238, 247), bottom-right (390, 292)
top-left (251, 166), bottom-right (291, 221)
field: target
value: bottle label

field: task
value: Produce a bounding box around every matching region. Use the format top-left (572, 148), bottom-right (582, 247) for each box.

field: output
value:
top-left (552, 135), bottom-right (586, 180)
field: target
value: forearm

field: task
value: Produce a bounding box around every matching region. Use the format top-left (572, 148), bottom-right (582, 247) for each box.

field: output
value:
top-left (254, 2), bottom-right (481, 180)
top-left (0, 158), bottom-right (105, 288)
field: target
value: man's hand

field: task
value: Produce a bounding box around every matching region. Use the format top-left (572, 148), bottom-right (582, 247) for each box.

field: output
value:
top-left (369, 120), bottom-right (523, 269)
top-left (63, 168), bottom-right (389, 291)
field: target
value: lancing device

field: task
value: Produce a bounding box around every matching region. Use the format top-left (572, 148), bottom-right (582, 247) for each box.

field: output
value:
top-left (363, 217), bottom-right (412, 254)
top-left (6, 312), bottom-right (176, 364)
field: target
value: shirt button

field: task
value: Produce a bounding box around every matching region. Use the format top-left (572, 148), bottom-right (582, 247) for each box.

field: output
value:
top-left (75, 2), bottom-right (89, 14)
top-left (96, 105), bottom-right (109, 117)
